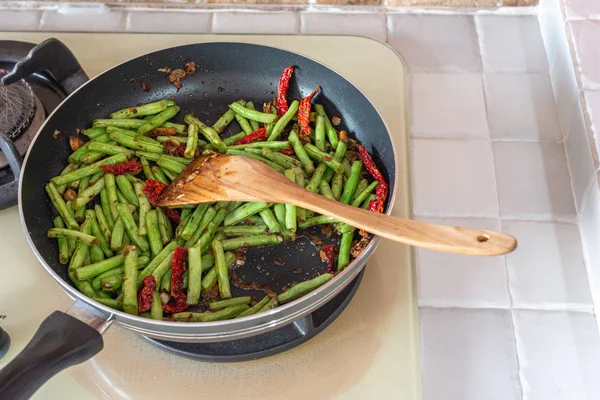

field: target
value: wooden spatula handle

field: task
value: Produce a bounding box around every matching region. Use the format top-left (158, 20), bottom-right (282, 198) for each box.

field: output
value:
top-left (283, 186), bottom-right (516, 256)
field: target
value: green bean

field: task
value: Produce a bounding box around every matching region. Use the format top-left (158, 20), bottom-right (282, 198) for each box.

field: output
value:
top-left (244, 102), bottom-right (261, 131)
top-left (228, 141), bottom-right (289, 151)
top-left (212, 239), bottom-right (231, 299)
top-left (68, 214), bottom-right (92, 272)
top-left (160, 269), bottom-right (172, 292)
top-left (208, 296), bottom-right (252, 311)
top-left (268, 100), bottom-right (299, 141)
top-left (93, 119), bottom-right (146, 129)
top-left (51, 153), bottom-right (127, 186)
top-left (68, 143), bottom-right (93, 164)
top-left (163, 121), bottom-right (186, 133)
top-left (226, 149), bottom-right (286, 173)
top-left (228, 102), bottom-right (277, 123)
top-left (93, 204), bottom-right (111, 241)
top-left (220, 225), bottom-right (268, 236)
top-left (87, 142), bottom-right (134, 158)
top-left (319, 180), bottom-right (335, 200)
top-left (186, 245), bottom-right (203, 305)
top-left (102, 174), bottom-right (119, 222)
top-left (156, 208), bottom-right (171, 244)
top-left (353, 179), bottom-right (369, 203)
top-left (122, 246), bottom-right (139, 315)
top-left (235, 296), bottom-right (271, 318)
top-left (277, 273), bottom-right (333, 304)
top-left (201, 268), bottom-right (217, 293)
top-left (157, 156), bottom-right (186, 174)
top-left (110, 219), bottom-right (125, 251)
top-left (274, 203), bottom-right (294, 240)
top-left (80, 150), bottom-right (105, 165)
top-left (342, 158), bottom-right (352, 178)
top-left (352, 180), bottom-right (379, 207)
top-left (138, 156), bottom-right (155, 181)
top-left (92, 267), bottom-right (124, 291)
top-left (314, 115), bottom-right (326, 151)
top-left (47, 228), bottom-right (100, 247)
top-left (116, 203), bottom-right (149, 252)
top-left (150, 291), bottom-right (163, 320)
top-left (259, 207), bottom-right (282, 234)
top-left (212, 109), bottom-right (236, 134)
top-left (198, 208), bottom-right (228, 252)
top-left (134, 181), bottom-right (151, 236)
top-left (184, 122), bottom-right (199, 159)
top-left (116, 190), bottom-right (130, 206)
top-left (259, 297), bottom-right (279, 313)
top-left (298, 215), bottom-right (338, 229)
top-left (83, 127), bottom-right (107, 139)
top-left (94, 297), bottom-right (122, 310)
top-left (306, 163), bottom-right (327, 193)
top-left (184, 206), bottom-right (216, 247)
top-left (71, 178), bottom-right (105, 210)
top-left (314, 104), bottom-right (338, 149)
top-left (224, 202), bottom-right (270, 226)
top-left (74, 254), bottom-right (125, 281)
top-left (137, 105), bottom-right (180, 135)
top-left (331, 172), bottom-right (344, 200)
top-left (173, 304), bottom-right (249, 322)
top-left (304, 143), bottom-right (344, 174)
top-left (288, 129), bottom-right (314, 175)
top-left (361, 194), bottom-right (377, 210)
top-left (53, 217), bottom-right (70, 264)
top-left (150, 250), bottom-right (175, 285)
top-left (106, 128), bottom-right (161, 146)
top-left (45, 183), bottom-right (79, 230)
top-left (115, 175), bottom-right (139, 207)
top-left (110, 100), bottom-right (168, 119)
top-left (235, 113), bottom-right (254, 135)
top-left (340, 161), bottom-right (363, 204)
top-left (323, 140), bottom-right (347, 182)
top-left (101, 274), bottom-right (122, 292)
top-left (56, 163), bottom-right (80, 194)
top-left (283, 169), bottom-right (297, 232)
top-left (162, 167), bottom-right (177, 182)
top-left (142, 209), bottom-right (162, 258)
top-left (221, 234), bottom-right (282, 251)
top-left (135, 241), bottom-right (177, 286)
top-left (338, 230), bottom-right (356, 271)
top-left (89, 211), bottom-right (113, 258)
top-left (261, 148), bottom-right (301, 170)
top-left (184, 114), bottom-right (226, 153)
top-left (180, 204), bottom-right (209, 240)
top-left (73, 177), bottom-right (91, 223)
top-left (108, 129), bottom-right (164, 153)
top-left (222, 132), bottom-right (246, 146)
top-left (151, 166), bottom-right (168, 185)
top-left (155, 135), bottom-right (185, 144)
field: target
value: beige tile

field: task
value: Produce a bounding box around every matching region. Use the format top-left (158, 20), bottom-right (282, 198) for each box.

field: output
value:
top-left (0, 10), bottom-right (41, 31)
top-left (126, 11), bottom-right (212, 33)
top-left (300, 12), bottom-right (386, 41)
top-left (212, 12), bottom-right (299, 34)
top-left (40, 10), bottom-right (126, 32)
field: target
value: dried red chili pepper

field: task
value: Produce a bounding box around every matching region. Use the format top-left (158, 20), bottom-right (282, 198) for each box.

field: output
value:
top-left (279, 149), bottom-right (294, 156)
top-left (137, 275), bottom-right (157, 313)
top-left (162, 292), bottom-right (189, 314)
top-left (99, 159), bottom-right (143, 176)
top-left (298, 86), bottom-right (320, 137)
top-left (231, 128), bottom-right (267, 145)
top-left (276, 66), bottom-right (294, 117)
top-left (357, 145), bottom-right (388, 215)
top-left (163, 208), bottom-right (181, 224)
top-left (176, 143), bottom-right (186, 157)
top-left (323, 244), bottom-right (337, 273)
top-left (142, 179), bottom-right (168, 207)
top-left (170, 246), bottom-right (187, 297)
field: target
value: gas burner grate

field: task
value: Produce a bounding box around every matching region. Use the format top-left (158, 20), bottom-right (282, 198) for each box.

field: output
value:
top-left (0, 69), bottom-right (36, 141)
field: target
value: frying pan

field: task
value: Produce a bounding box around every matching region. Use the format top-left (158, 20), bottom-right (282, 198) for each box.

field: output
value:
top-left (0, 38), bottom-right (397, 399)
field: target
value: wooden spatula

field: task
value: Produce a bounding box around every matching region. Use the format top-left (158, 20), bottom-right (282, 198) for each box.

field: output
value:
top-left (157, 153), bottom-right (517, 256)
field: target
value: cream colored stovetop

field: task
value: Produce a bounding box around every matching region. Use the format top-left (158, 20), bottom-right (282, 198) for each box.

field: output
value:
top-left (0, 33), bottom-right (419, 399)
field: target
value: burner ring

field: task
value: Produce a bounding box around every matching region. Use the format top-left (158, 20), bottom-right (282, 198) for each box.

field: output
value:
top-left (0, 69), bottom-right (36, 141)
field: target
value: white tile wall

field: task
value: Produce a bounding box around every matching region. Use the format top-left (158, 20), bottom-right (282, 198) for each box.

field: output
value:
top-left (410, 73), bottom-right (488, 139)
top-left (476, 16), bottom-right (548, 73)
top-left (126, 11), bottom-right (212, 33)
top-left (483, 73), bottom-right (561, 141)
top-left (0, 10), bottom-right (41, 31)
top-left (420, 308), bottom-right (521, 400)
top-left (584, 90), bottom-right (600, 150)
top-left (513, 310), bottom-right (600, 400)
top-left (387, 14), bottom-right (480, 72)
top-left (564, 0), bottom-right (600, 20)
top-left (213, 12), bottom-right (298, 34)
top-left (492, 141), bottom-right (576, 220)
top-left (39, 9), bottom-right (126, 32)
top-left (411, 139), bottom-right (498, 217)
top-left (300, 12), bottom-right (386, 41)
top-left (569, 20), bottom-right (600, 90)
top-left (579, 178), bottom-right (600, 324)
top-left (416, 217), bottom-right (509, 308)
top-left (503, 220), bottom-right (592, 311)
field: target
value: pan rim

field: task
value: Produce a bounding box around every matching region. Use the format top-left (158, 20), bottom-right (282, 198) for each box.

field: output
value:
top-left (18, 41), bottom-right (399, 337)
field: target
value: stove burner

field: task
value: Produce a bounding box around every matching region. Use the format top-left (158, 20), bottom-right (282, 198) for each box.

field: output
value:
top-left (0, 69), bottom-right (36, 141)
top-left (144, 269), bottom-right (364, 362)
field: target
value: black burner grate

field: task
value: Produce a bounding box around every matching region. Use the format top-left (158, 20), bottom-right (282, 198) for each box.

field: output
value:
top-left (0, 70), bottom-right (36, 141)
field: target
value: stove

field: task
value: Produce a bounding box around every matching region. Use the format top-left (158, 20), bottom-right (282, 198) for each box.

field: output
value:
top-left (0, 32), bottom-right (419, 399)
top-left (0, 40), bottom-right (66, 209)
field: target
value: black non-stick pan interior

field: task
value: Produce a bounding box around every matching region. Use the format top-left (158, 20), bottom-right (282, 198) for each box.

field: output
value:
top-left (20, 42), bottom-right (395, 300)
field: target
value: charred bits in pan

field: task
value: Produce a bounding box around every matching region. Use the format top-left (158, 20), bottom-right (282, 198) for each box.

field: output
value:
top-left (158, 60), bottom-right (198, 90)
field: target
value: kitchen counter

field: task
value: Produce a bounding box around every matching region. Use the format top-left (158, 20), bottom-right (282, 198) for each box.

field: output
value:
top-left (2, 2), bottom-right (600, 399)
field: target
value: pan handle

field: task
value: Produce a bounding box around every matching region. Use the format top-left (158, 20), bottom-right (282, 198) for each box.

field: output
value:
top-left (0, 131), bottom-right (22, 209)
top-left (0, 300), bottom-right (112, 400)
top-left (1, 38), bottom-right (88, 95)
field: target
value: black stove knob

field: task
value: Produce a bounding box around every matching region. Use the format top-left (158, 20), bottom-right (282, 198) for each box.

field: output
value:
top-left (0, 326), bottom-right (10, 360)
